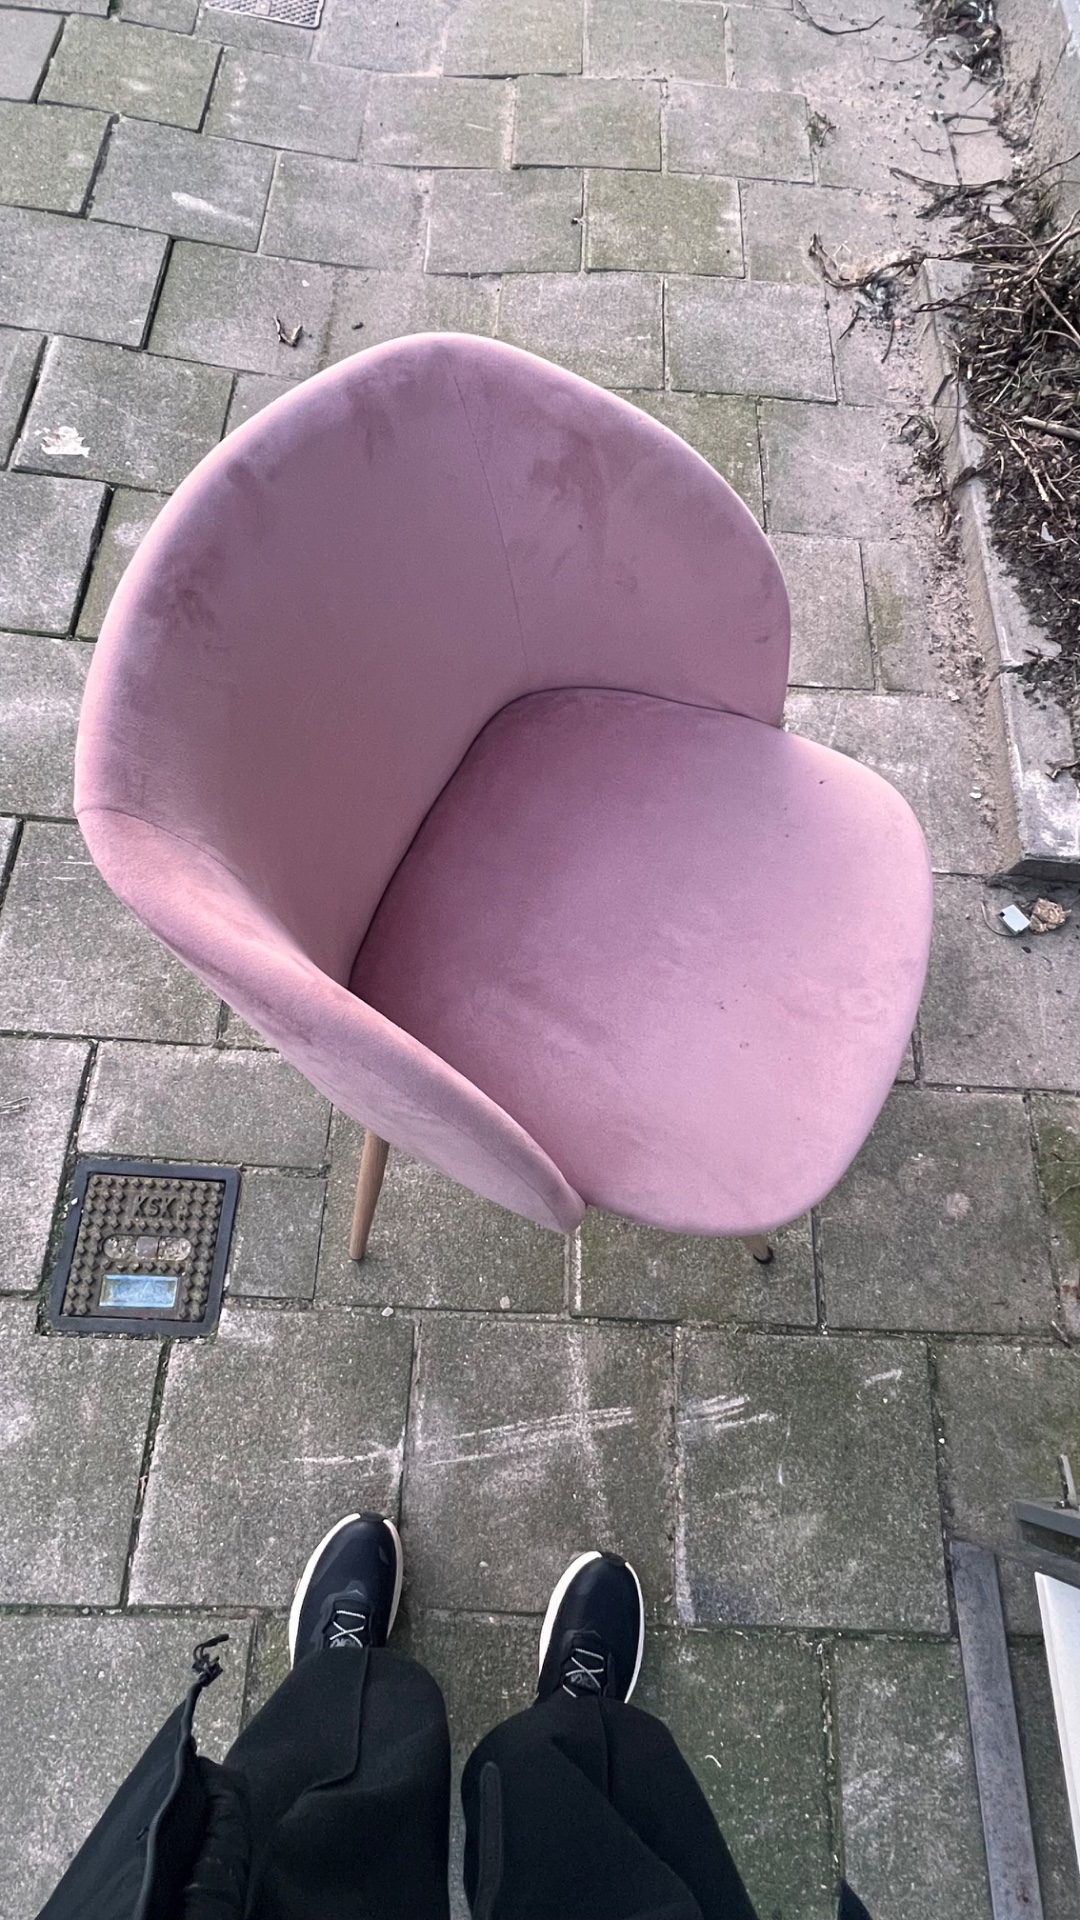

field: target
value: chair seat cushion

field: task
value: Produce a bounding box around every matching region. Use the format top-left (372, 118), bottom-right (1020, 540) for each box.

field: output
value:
top-left (350, 688), bottom-right (931, 1235)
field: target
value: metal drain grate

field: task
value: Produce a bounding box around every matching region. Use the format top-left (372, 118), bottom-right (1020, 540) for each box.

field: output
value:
top-left (206, 0), bottom-right (323, 27)
top-left (47, 1160), bottom-right (239, 1338)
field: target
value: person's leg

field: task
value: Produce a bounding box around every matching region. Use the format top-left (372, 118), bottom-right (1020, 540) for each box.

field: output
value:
top-left (462, 1552), bottom-right (757, 1920)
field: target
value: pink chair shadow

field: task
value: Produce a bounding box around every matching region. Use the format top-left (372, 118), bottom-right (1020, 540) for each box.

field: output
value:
top-left (76, 334), bottom-right (932, 1265)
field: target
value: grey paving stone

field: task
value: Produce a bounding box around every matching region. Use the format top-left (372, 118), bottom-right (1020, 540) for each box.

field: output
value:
top-left (666, 277), bottom-right (834, 401)
top-left (80, 1040), bottom-right (330, 1163)
top-left (498, 271), bottom-right (662, 387)
top-left (263, 156), bottom-right (424, 269)
top-left (586, 168), bottom-right (740, 273)
top-left (1011, 1641), bottom-right (1080, 1920)
top-left (727, 2), bottom-right (881, 96)
top-left (0, 100), bottom-right (107, 213)
top-left (1031, 1094), bottom-right (1080, 1338)
top-left (0, 1036), bottom-right (87, 1293)
top-left (41, 16), bottom-right (219, 128)
top-left (10, 0), bottom-right (107, 12)
top-left (619, 389), bottom-right (762, 519)
top-left (131, 1304), bottom-right (414, 1604)
top-left (771, 533), bottom-right (873, 688)
top-left (15, 338), bottom-right (231, 491)
top-left (666, 81), bottom-right (812, 181)
top-left (240, 1612), bottom-right (289, 1727)
top-left (315, 0), bottom-right (452, 74)
top-left (935, 1339), bottom-right (1080, 1632)
top-left (513, 74), bottom-right (661, 168)
top-left (443, 0), bottom-right (582, 75)
top-left (677, 1330), bottom-right (947, 1628)
top-left (90, 119), bottom-right (274, 249)
top-left (815, 85), bottom-right (953, 196)
top-left (819, 1087), bottom-right (1055, 1332)
top-left (0, 1298), bottom-right (159, 1603)
top-left (122, 0), bottom-right (199, 27)
top-left (0, 1613), bottom-right (250, 1920)
top-left (226, 1169), bottom-right (325, 1299)
top-left (862, 537), bottom-right (940, 692)
top-left (0, 206), bottom-right (166, 344)
top-left (784, 689), bottom-right (996, 872)
top-left (220, 1003), bottom-right (273, 1044)
top-left (150, 241), bottom-right (335, 375)
top-left (833, 1640), bottom-right (992, 1920)
top-left (0, 631), bottom-right (91, 815)
top-left (225, 371), bottom-right (297, 433)
top-left (586, 0), bottom-right (726, 80)
top-left (363, 75), bottom-right (508, 168)
top-left (0, 814), bottom-right (15, 878)
top-left (636, 1631), bottom-right (834, 1920)
top-left (76, 486), bottom-right (167, 638)
top-left (196, 1), bottom-right (314, 55)
top-left (919, 878), bottom-right (1080, 1091)
top-left (427, 167), bottom-right (581, 273)
top-left (741, 178), bottom-right (922, 286)
top-left (317, 1115), bottom-right (565, 1311)
top-left (0, 823), bottom-right (220, 1040)
top-left (576, 1210), bottom-right (816, 1324)
top-left (761, 401), bottom-right (917, 537)
top-left (0, 10), bottom-right (62, 101)
top-left (0, 472), bottom-right (105, 635)
top-left (404, 1316), bottom-right (675, 1614)
top-left (0, 327), bottom-right (44, 465)
top-left (326, 269), bottom-right (498, 362)
top-left (206, 48), bottom-right (368, 159)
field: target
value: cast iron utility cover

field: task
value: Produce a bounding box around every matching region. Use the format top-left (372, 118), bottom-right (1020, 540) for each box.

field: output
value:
top-left (205, 0), bottom-right (323, 27)
top-left (47, 1160), bottom-right (239, 1338)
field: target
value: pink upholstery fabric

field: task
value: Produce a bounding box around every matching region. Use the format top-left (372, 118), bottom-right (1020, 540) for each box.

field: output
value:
top-left (75, 330), bottom-right (929, 1236)
top-left (352, 689), bottom-right (931, 1235)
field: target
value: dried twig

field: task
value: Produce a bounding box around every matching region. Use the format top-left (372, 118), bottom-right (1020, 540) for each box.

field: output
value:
top-left (793, 0), bottom-right (882, 29)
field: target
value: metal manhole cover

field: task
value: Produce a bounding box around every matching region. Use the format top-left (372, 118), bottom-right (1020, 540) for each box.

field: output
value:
top-left (206, 0), bottom-right (323, 26)
top-left (47, 1160), bottom-right (239, 1338)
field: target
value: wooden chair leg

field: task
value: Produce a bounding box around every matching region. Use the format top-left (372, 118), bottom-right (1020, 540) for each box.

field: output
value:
top-left (741, 1235), bottom-right (773, 1265)
top-left (349, 1133), bottom-right (389, 1261)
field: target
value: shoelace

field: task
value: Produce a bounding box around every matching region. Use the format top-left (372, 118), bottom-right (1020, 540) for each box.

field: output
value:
top-left (327, 1605), bottom-right (369, 1651)
top-left (562, 1644), bottom-right (606, 1696)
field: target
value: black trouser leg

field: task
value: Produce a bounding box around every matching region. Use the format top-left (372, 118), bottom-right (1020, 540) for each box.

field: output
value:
top-left (461, 1692), bottom-right (759, 1920)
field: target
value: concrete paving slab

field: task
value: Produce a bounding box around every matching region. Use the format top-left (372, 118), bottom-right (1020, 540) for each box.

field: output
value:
top-left (10, 0), bottom-right (108, 12)
top-left (225, 372), bottom-right (297, 432)
top-left (741, 178), bottom-right (921, 286)
top-left (240, 1611), bottom-right (289, 1726)
top-left (227, 1168), bottom-right (325, 1299)
top-left (263, 155), bottom-right (423, 268)
top-left (15, 338), bottom-right (231, 490)
top-left (819, 1087), bottom-right (1055, 1332)
top-left (677, 1330), bottom-right (948, 1628)
top-left (727, 1), bottom-right (881, 95)
top-left (0, 812), bottom-right (15, 878)
top-left (427, 167), bottom-right (581, 273)
top-left (784, 689), bottom-right (996, 872)
top-left (935, 1338), bottom-right (1080, 1632)
top-left (207, 47), bottom-right (369, 158)
top-left (576, 1210), bottom-right (817, 1325)
top-left (150, 239), bottom-right (336, 373)
top-left (513, 75), bottom-right (661, 168)
top-left (0, 631), bottom-right (91, 816)
top-left (123, 0), bottom-right (200, 27)
top-left (404, 1315), bottom-right (675, 1615)
top-left (1030, 1094), bottom-right (1080, 1338)
top-left (667, 276), bottom-right (835, 401)
top-left (79, 1039), bottom-right (330, 1164)
top-left (0, 100), bottom-right (107, 213)
top-left (619, 388), bottom-right (763, 518)
top-left (315, 0), bottom-right (453, 73)
top-left (636, 1630), bottom-right (834, 1920)
top-left (586, 168), bottom-right (741, 273)
top-left (0, 1035), bottom-right (87, 1294)
top-left (498, 270), bottom-right (663, 387)
top-left (1011, 1641), bottom-right (1080, 1920)
top-left (0, 1613), bottom-right (251, 1920)
top-left (919, 878), bottom-right (1080, 1091)
top-left (0, 823), bottom-right (220, 1040)
top-left (772, 532), bottom-right (873, 688)
top-left (815, 88), bottom-right (953, 195)
top-left (0, 471), bottom-right (105, 634)
top-left (316, 1115), bottom-right (565, 1311)
top-left (196, 2), bottom-right (313, 55)
top-left (0, 1298), bottom-right (159, 1604)
top-left (0, 205), bottom-right (166, 344)
top-left (90, 118), bottom-right (274, 248)
top-left (0, 10), bottom-right (63, 101)
top-left (833, 1639), bottom-right (992, 1920)
top-left (443, 0), bottom-right (582, 75)
top-left (76, 486), bottom-right (167, 638)
top-left (862, 536), bottom-right (940, 692)
top-left (325, 268), bottom-right (498, 359)
top-left (761, 400), bottom-right (918, 536)
top-left (364, 74), bottom-right (509, 168)
top-left (130, 1304), bottom-right (414, 1604)
top-left (666, 81), bottom-right (813, 182)
top-left (42, 16), bottom-right (220, 128)
top-left (586, 0), bottom-right (726, 80)
top-left (0, 327), bottom-right (43, 464)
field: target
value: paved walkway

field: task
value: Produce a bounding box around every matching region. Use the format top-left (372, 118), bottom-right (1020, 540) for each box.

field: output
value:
top-left (2, 0), bottom-right (1080, 1913)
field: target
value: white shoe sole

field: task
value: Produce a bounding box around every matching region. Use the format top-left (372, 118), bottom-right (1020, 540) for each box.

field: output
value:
top-left (537, 1549), bottom-right (646, 1702)
top-left (287, 1513), bottom-right (404, 1666)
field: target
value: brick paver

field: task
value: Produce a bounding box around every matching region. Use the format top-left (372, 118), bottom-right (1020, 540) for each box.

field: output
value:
top-left (1, 0), bottom-right (1077, 1913)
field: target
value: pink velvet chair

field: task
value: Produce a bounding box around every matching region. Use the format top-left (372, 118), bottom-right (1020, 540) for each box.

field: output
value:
top-left (75, 334), bottom-right (932, 1267)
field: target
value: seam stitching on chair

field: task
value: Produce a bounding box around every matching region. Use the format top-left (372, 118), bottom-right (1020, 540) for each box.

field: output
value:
top-left (448, 363), bottom-right (532, 682)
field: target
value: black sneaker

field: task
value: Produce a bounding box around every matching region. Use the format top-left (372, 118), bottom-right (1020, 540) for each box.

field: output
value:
top-left (536, 1550), bottom-right (645, 1704)
top-left (287, 1513), bottom-right (403, 1666)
